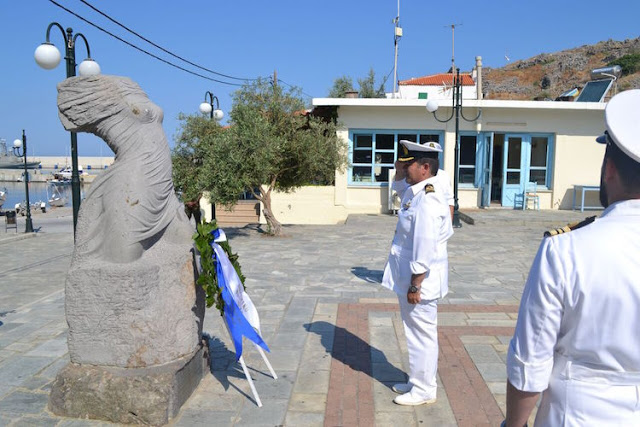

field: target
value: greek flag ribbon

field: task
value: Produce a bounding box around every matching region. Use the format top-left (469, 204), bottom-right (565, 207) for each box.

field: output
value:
top-left (211, 229), bottom-right (269, 360)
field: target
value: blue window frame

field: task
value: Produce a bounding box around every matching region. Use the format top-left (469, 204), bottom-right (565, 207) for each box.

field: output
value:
top-left (528, 134), bottom-right (553, 188)
top-left (348, 130), bottom-right (444, 186)
top-left (458, 133), bottom-right (480, 188)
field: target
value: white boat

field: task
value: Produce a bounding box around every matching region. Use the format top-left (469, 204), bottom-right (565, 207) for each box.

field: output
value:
top-left (47, 184), bottom-right (66, 207)
top-left (50, 165), bottom-right (85, 184)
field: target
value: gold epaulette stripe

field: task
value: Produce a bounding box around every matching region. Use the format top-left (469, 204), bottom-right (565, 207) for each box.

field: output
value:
top-left (543, 216), bottom-right (597, 238)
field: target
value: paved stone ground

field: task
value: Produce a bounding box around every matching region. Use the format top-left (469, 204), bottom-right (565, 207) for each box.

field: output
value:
top-left (0, 207), bottom-right (595, 426)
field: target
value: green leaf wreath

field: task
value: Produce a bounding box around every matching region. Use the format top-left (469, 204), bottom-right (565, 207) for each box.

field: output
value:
top-left (193, 220), bottom-right (246, 316)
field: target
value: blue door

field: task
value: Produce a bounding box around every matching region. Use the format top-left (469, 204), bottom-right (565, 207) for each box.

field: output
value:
top-left (479, 132), bottom-right (493, 207)
top-left (501, 134), bottom-right (527, 207)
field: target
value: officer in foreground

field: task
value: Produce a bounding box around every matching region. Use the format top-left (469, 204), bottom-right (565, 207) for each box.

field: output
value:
top-left (505, 89), bottom-right (640, 426)
top-left (381, 140), bottom-right (453, 405)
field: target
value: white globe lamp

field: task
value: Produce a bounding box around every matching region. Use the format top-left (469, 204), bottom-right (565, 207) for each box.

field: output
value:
top-left (199, 102), bottom-right (213, 115)
top-left (34, 43), bottom-right (61, 70)
top-left (213, 109), bottom-right (224, 121)
top-left (426, 99), bottom-right (439, 113)
top-left (78, 59), bottom-right (101, 76)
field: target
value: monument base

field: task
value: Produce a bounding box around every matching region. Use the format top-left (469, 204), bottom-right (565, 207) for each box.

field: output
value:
top-left (49, 343), bottom-right (209, 426)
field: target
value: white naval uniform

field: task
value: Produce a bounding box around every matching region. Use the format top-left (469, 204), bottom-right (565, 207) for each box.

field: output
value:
top-left (383, 176), bottom-right (454, 399)
top-left (507, 199), bottom-right (640, 426)
top-left (435, 169), bottom-right (454, 207)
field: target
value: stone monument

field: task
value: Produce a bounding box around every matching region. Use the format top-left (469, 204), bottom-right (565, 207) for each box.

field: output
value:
top-left (48, 75), bottom-right (207, 425)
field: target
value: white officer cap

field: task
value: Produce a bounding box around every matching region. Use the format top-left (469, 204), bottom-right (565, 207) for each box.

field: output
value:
top-left (596, 89), bottom-right (640, 163)
top-left (398, 140), bottom-right (443, 162)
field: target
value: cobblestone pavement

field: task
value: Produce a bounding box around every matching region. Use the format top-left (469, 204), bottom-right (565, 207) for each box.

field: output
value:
top-left (0, 208), bottom-right (595, 426)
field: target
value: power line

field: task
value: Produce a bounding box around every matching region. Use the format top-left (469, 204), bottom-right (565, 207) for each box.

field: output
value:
top-left (78, 0), bottom-right (256, 82)
top-left (47, 0), bottom-right (244, 86)
top-left (277, 79), bottom-right (313, 99)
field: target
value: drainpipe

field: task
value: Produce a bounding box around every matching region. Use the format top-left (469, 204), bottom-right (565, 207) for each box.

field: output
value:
top-left (475, 56), bottom-right (483, 100)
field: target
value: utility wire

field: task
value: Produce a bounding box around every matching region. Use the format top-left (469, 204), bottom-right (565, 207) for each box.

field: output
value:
top-left (277, 79), bottom-right (313, 99)
top-left (47, 0), bottom-right (244, 86)
top-left (78, 0), bottom-right (256, 82)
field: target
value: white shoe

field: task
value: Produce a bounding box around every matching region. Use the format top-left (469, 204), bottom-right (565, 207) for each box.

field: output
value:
top-left (393, 391), bottom-right (436, 406)
top-left (392, 383), bottom-right (412, 394)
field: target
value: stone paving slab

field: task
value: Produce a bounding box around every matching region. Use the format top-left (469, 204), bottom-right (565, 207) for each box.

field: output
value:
top-left (0, 209), bottom-right (590, 425)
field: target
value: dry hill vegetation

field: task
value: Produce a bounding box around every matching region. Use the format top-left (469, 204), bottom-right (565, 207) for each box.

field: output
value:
top-left (483, 38), bottom-right (640, 100)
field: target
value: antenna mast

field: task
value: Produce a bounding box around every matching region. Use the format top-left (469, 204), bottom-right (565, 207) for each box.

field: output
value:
top-left (392, 0), bottom-right (402, 98)
top-left (447, 23), bottom-right (462, 74)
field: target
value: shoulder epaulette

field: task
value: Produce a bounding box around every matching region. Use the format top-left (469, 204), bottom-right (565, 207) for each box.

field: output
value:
top-left (424, 184), bottom-right (435, 194)
top-left (544, 216), bottom-right (597, 238)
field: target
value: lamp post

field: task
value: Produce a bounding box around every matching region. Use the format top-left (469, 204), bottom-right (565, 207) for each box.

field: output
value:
top-left (426, 68), bottom-right (481, 228)
top-left (199, 91), bottom-right (224, 121)
top-left (13, 130), bottom-right (34, 233)
top-left (34, 23), bottom-right (101, 236)
top-left (198, 92), bottom-right (224, 220)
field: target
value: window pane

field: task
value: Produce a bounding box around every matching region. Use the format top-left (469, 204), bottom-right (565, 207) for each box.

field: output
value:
top-left (354, 134), bottom-right (372, 148)
top-left (507, 171), bottom-right (520, 184)
top-left (419, 134), bottom-right (440, 144)
top-left (530, 169), bottom-right (546, 185)
top-left (398, 134), bottom-right (417, 143)
top-left (352, 166), bottom-right (372, 182)
top-left (459, 135), bottom-right (477, 166)
top-left (531, 137), bottom-right (548, 167)
top-left (507, 138), bottom-right (522, 169)
top-left (376, 134), bottom-right (394, 150)
top-left (376, 152), bottom-right (395, 164)
top-left (459, 167), bottom-right (475, 184)
top-left (374, 166), bottom-right (392, 182)
top-left (354, 150), bottom-right (372, 163)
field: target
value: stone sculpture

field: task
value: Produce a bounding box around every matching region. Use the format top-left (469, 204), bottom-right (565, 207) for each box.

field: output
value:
top-left (49, 75), bottom-right (206, 425)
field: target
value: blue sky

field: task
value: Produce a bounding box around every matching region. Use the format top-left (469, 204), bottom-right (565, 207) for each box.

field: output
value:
top-left (1, 0), bottom-right (638, 157)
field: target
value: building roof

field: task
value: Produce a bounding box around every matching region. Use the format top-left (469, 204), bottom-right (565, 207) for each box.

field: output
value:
top-left (399, 73), bottom-right (475, 86)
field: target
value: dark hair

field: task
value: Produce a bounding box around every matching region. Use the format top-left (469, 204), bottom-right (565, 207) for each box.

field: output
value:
top-left (606, 141), bottom-right (640, 192)
top-left (417, 154), bottom-right (439, 175)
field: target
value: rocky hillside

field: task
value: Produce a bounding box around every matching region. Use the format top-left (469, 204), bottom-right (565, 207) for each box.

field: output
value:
top-left (483, 38), bottom-right (640, 100)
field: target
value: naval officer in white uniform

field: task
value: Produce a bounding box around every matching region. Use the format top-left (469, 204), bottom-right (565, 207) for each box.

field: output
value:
top-left (392, 141), bottom-right (454, 220)
top-left (505, 89), bottom-right (640, 426)
top-left (382, 140), bottom-right (454, 406)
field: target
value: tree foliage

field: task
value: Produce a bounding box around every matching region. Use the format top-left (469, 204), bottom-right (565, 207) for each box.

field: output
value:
top-left (329, 75), bottom-right (355, 98)
top-left (173, 77), bottom-right (348, 235)
top-left (327, 68), bottom-right (387, 98)
top-left (358, 68), bottom-right (387, 98)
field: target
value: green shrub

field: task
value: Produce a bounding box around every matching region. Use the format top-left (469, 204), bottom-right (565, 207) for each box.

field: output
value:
top-left (608, 53), bottom-right (640, 76)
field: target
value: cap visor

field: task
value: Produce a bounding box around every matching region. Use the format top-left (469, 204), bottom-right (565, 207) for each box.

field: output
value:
top-left (596, 134), bottom-right (607, 144)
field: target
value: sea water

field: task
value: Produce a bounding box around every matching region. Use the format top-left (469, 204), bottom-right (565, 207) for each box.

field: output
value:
top-left (1, 181), bottom-right (82, 210)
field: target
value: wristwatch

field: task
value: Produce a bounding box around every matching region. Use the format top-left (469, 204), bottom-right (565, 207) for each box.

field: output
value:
top-left (408, 285), bottom-right (420, 293)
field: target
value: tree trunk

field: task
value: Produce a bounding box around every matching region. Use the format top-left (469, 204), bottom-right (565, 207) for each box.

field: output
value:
top-left (260, 189), bottom-right (282, 236)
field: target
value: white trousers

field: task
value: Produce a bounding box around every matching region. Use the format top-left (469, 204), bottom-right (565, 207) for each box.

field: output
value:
top-left (397, 295), bottom-right (438, 399)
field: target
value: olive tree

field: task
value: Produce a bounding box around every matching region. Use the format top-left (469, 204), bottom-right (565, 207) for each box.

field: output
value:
top-left (174, 78), bottom-right (347, 235)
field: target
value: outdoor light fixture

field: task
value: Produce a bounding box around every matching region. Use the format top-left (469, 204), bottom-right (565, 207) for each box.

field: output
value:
top-left (199, 91), bottom-right (224, 121)
top-left (35, 22), bottom-right (100, 236)
top-left (13, 130), bottom-right (34, 233)
top-left (425, 68), bottom-right (481, 228)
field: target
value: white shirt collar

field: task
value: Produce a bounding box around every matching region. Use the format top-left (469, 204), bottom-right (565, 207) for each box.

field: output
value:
top-left (601, 198), bottom-right (640, 218)
top-left (407, 175), bottom-right (438, 197)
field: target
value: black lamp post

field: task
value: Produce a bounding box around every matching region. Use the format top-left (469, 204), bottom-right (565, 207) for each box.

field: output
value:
top-left (199, 91), bottom-right (224, 121)
top-left (426, 68), bottom-right (481, 228)
top-left (13, 130), bottom-right (34, 233)
top-left (34, 23), bottom-right (101, 236)
top-left (198, 91), bottom-right (224, 220)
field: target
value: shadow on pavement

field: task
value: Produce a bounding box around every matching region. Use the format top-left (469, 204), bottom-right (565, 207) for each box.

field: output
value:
top-left (304, 321), bottom-right (406, 390)
top-left (350, 266), bottom-right (383, 283)
top-left (204, 334), bottom-right (258, 405)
